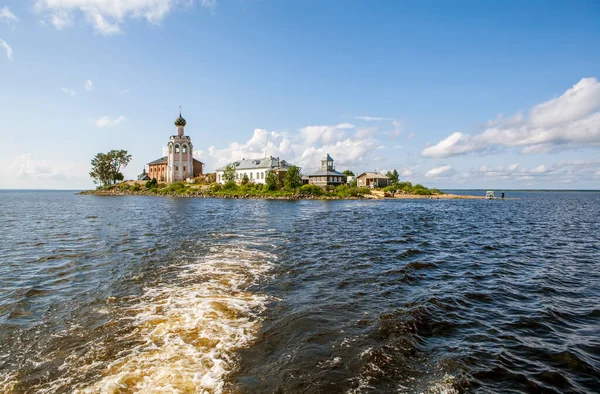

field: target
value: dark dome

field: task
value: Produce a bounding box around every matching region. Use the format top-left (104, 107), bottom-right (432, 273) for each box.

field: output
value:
top-left (174, 113), bottom-right (187, 127)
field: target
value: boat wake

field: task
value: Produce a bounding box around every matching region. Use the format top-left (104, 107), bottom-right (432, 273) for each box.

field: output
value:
top-left (1, 235), bottom-right (275, 394)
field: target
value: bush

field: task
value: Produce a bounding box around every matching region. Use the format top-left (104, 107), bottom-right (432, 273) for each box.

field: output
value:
top-left (131, 184), bottom-right (141, 192)
top-left (145, 178), bottom-right (158, 189)
top-left (210, 183), bottom-right (223, 192)
top-left (300, 184), bottom-right (323, 195)
top-left (223, 181), bottom-right (238, 190)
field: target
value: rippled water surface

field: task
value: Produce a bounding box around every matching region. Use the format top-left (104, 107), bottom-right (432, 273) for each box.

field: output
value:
top-left (0, 190), bottom-right (599, 393)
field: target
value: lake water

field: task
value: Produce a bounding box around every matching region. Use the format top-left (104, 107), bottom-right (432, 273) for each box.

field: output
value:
top-left (0, 190), bottom-right (598, 393)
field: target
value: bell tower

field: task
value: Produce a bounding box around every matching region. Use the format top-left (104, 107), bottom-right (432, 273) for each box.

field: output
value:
top-left (167, 109), bottom-right (194, 182)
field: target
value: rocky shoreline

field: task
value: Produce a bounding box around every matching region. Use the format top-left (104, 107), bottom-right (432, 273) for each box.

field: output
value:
top-left (78, 189), bottom-right (483, 200)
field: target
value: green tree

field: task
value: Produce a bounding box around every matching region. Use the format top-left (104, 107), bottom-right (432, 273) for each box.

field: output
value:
top-left (283, 165), bottom-right (302, 191)
top-left (89, 149), bottom-right (132, 186)
top-left (342, 169), bottom-right (354, 176)
top-left (223, 164), bottom-right (237, 185)
top-left (386, 169), bottom-right (399, 184)
top-left (264, 170), bottom-right (278, 191)
top-left (241, 173), bottom-right (250, 185)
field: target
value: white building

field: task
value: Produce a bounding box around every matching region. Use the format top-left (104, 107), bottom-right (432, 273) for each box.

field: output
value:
top-left (215, 156), bottom-right (295, 184)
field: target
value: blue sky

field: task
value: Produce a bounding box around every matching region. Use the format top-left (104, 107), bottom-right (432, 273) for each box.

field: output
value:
top-left (0, 0), bottom-right (599, 189)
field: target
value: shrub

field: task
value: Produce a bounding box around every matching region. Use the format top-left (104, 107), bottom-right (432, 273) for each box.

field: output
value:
top-left (300, 184), bottom-right (323, 195)
top-left (211, 183), bottom-right (223, 192)
top-left (145, 178), bottom-right (158, 189)
top-left (223, 181), bottom-right (238, 190)
top-left (131, 184), bottom-right (141, 192)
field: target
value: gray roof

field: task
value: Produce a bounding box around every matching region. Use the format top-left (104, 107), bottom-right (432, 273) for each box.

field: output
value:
top-left (215, 156), bottom-right (294, 172)
top-left (357, 172), bottom-right (389, 179)
top-left (308, 169), bottom-right (346, 177)
top-left (322, 154), bottom-right (334, 161)
top-left (148, 156), bottom-right (168, 165)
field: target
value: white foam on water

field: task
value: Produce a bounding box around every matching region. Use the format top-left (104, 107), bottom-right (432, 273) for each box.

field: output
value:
top-left (66, 243), bottom-right (275, 394)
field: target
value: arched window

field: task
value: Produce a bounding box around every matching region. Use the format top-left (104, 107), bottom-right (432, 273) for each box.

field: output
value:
top-left (175, 144), bottom-right (180, 153)
top-left (182, 145), bottom-right (187, 154)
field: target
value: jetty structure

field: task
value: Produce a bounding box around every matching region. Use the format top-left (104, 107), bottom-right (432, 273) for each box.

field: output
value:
top-left (146, 111), bottom-right (204, 182)
top-left (214, 156), bottom-right (294, 184)
top-left (307, 154), bottom-right (347, 187)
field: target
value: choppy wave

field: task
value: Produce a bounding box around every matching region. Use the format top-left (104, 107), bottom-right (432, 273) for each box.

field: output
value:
top-left (2, 191), bottom-right (600, 393)
top-left (1, 233), bottom-right (274, 394)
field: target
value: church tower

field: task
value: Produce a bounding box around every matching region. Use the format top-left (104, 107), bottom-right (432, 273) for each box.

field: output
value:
top-left (167, 110), bottom-right (194, 182)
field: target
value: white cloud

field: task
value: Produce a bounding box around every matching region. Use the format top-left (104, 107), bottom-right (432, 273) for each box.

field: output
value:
top-left (351, 116), bottom-right (393, 122)
top-left (61, 87), bottom-right (77, 96)
top-left (206, 123), bottom-right (380, 173)
top-left (84, 80), bottom-right (94, 91)
top-left (0, 7), bottom-right (18, 25)
top-left (426, 165), bottom-right (452, 177)
top-left (0, 39), bottom-right (12, 60)
top-left (456, 160), bottom-right (600, 185)
top-left (95, 115), bottom-right (128, 128)
top-left (35, 0), bottom-right (217, 35)
top-left (119, 88), bottom-right (129, 95)
top-left (9, 154), bottom-right (64, 180)
top-left (421, 78), bottom-right (600, 158)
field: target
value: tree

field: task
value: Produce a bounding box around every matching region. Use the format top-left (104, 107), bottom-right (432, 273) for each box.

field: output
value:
top-left (386, 169), bottom-right (399, 184)
top-left (241, 174), bottom-right (250, 185)
top-left (342, 169), bottom-right (354, 176)
top-left (223, 164), bottom-right (237, 184)
top-left (89, 149), bottom-right (132, 186)
top-left (264, 170), bottom-right (278, 191)
top-left (283, 165), bottom-right (302, 191)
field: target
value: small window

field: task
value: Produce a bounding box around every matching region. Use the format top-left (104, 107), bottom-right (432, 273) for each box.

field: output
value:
top-left (250, 172), bottom-right (253, 179)
top-left (183, 166), bottom-right (186, 172)
top-left (175, 166), bottom-right (179, 171)
top-left (182, 145), bottom-right (187, 153)
top-left (175, 144), bottom-right (180, 153)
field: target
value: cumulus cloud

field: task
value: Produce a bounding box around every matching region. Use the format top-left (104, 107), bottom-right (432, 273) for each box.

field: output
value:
top-left (61, 87), bottom-right (76, 96)
top-left (84, 80), bottom-right (94, 91)
top-left (205, 123), bottom-right (380, 173)
top-left (95, 115), bottom-right (127, 128)
top-left (0, 39), bottom-right (12, 60)
top-left (9, 154), bottom-right (64, 180)
top-left (35, 0), bottom-right (217, 35)
top-left (421, 78), bottom-right (600, 158)
top-left (426, 165), bottom-right (452, 177)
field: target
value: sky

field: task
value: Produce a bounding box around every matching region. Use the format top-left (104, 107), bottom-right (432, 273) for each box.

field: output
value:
top-left (0, 0), bottom-right (599, 190)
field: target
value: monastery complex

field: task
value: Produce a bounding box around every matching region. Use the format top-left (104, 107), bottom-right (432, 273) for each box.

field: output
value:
top-left (142, 112), bottom-right (390, 189)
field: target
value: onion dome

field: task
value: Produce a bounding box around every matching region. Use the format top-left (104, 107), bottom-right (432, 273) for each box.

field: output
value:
top-left (174, 112), bottom-right (186, 127)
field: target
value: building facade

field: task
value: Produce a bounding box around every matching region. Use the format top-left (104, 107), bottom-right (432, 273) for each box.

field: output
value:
top-left (215, 156), bottom-right (294, 184)
top-left (357, 172), bottom-right (390, 188)
top-left (147, 112), bottom-right (203, 182)
top-left (308, 154), bottom-right (347, 187)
